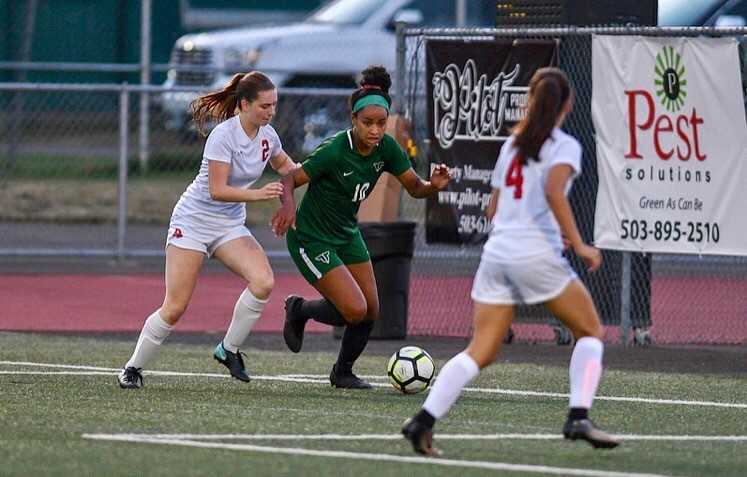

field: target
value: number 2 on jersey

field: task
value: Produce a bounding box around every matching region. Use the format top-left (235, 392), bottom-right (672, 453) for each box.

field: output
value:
top-left (505, 156), bottom-right (524, 199)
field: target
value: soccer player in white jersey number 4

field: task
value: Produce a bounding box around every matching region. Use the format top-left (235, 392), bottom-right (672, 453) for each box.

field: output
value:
top-left (403, 67), bottom-right (620, 454)
top-left (117, 72), bottom-right (298, 389)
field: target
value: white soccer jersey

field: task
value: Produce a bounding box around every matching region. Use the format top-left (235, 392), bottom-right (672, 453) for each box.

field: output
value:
top-left (482, 128), bottom-right (582, 262)
top-left (171, 115), bottom-right (282, 228)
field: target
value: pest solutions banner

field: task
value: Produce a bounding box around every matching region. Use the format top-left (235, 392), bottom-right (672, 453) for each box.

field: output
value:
top-left (426, 40), bottom-right (557, 244)
top-left (593, 36), bottom-right (747, 256)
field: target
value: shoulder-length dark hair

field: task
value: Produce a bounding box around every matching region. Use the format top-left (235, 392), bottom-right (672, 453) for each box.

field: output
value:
top-left (512, 67), bottom-right (572, 164)
top-left (190, 71), bottom-right (275, 135)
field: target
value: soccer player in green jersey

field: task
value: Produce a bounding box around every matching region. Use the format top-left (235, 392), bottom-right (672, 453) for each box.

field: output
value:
top-left (272, 65), bottom-right (450, 389)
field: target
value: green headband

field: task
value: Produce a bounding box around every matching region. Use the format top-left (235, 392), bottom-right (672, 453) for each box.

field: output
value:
top-left (352, 94), bottom-right (390, 114)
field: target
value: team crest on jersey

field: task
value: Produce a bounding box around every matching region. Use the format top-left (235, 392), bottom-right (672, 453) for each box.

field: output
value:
top-left (315, 251), bottom-right (330, 264)
top-left (373, 161), bottom-right (385, 172)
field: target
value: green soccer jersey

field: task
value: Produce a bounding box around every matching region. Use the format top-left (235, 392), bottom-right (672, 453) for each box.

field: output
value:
top-left (296, 129), bottom-right (412, 245)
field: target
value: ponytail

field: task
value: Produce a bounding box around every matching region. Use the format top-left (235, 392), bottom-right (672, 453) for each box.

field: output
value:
top-left (512, 67), bottom-right (572, 164)
top-left (190, 71), bottom-right (275, 135)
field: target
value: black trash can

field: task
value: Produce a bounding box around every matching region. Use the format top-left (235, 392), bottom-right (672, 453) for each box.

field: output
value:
top-left (334, 221), bottom-right (416, 339)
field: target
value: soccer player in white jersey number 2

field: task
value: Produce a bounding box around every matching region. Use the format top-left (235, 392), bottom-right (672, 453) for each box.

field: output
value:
top-left (118, 72), bottom-right (298, 389)
top-left (402, 67), bottom-right (620, 454)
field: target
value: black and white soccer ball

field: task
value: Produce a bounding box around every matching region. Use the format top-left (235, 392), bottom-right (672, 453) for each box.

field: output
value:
top-left (387, 346), bottom-right (435, 394)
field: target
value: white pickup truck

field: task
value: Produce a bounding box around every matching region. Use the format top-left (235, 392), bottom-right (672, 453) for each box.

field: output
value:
top-left (159, 0), bottom-right (495, 150)
top-left (160, 0), bottom-right (747, 151)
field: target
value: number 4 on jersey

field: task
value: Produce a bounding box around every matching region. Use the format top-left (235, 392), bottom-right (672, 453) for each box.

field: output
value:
top-left (505, 156), bottom-right (524, 199)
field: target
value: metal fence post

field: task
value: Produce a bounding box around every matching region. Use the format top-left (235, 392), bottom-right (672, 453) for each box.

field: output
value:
top-left (395, 21), bottom-right (406, 115)
top-left (118, 85), bottom-right (130, 262)
top-left (139, 0), bottom-right (152, 172)
top-left (7, 0), bottom-right (38, 172)
top-left (456, 0), bottom-right (467, 27)
top-left (620, 251), bottom-right (632, 345)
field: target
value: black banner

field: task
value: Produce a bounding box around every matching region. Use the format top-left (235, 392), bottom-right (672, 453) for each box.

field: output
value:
top-left (426, 40), bottom-right (558, 244)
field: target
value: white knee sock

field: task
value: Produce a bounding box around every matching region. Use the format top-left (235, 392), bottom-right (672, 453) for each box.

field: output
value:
top-left (125, 310), bottom-right (173, 370)
top-left (222, 289), bottom-right (268, 353)
top-left (569, 336), bottom-right (604, 409)
top-left (423, 352), bottom-right (480, 419)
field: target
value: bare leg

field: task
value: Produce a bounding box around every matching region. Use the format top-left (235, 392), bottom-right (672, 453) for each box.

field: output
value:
top-left (160, 245), bottom-right (205, 325)
top-left (465, 303), bottom-right (515, 368)
top-left (311, 264), bottom-right (368, 324)
top-left (545, 280), bottom-right (618, 448)
top-left (214, 236), bottom-right (273, 352)
top-left (119, 245), bottom-right (203, 387)
top-left (330, 261), bottom-right (379, 382)
top-left (424, 303), bottom-right (514, 418)
top-left (544, 279), bottom-right (603, 340)
top-left (308, 261), bottom-right (377, 388)
top-left (404, 302), bottom-right (514, 455)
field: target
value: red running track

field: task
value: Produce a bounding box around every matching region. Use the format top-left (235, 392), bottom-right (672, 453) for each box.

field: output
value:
top-left (0, 273), bottom-right (744, 344)
top-left (0, 273), bottom-right (327, 334)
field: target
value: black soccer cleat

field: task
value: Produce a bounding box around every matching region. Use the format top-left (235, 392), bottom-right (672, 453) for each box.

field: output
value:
top-left (563, 418), bottom-right (620, 449)
top-left (117, 367), bottom-right (144, 389)
top-left (503, 326), bottom-right (515, 344)
top-left (633, 327), bottom-right (653, 346)
top-left (213, 342), bottom-right (251, 382)
top-left (329, 363), bottom-right (372, 389)
top-left (552, 323), bottom-right (574, 346)
top-left (283, 295), bottom-right (307, 353)
top-left (402, 418), bottom-right (441, 456)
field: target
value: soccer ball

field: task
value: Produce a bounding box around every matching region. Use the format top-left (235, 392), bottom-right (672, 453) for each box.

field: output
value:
top-left (387, 346), bottom-right (435, 394)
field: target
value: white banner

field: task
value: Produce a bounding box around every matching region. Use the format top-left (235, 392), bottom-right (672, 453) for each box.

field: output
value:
top-left (592, 35), bottom-right (747, 256)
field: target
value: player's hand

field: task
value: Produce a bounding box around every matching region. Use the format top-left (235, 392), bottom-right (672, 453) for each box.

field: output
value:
top-left (271, 203), bottom-right (295, 237)
top-left (562, 235), bottom-right (572, 251)
top-left (249, 182), bottom-right (284, 202)
top-left (430, 163), bottom-right (451, 190)
top-left (575, 243), bottom-right (602, 272)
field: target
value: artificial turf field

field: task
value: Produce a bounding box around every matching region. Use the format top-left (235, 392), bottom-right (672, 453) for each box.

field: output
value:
top-left (1, 332), bottom-right (746, 476)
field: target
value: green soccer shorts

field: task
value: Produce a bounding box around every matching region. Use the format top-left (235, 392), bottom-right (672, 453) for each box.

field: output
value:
top-left (286, 227), bottom-right (370, 284)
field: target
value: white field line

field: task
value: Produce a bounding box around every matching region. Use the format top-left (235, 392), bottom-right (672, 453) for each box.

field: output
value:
top-left (0, 361), bottom-right (121, 372)
top-left (284, 373), bottom-right (388, 380)
top-left (82, 432), bottom-right (747, 442)
top-left (81, 434), bottom-right (676, 477)
top-left (3, 360), bottom-right (747, 410)
top-left (1, 371), bottom-right (118, 376)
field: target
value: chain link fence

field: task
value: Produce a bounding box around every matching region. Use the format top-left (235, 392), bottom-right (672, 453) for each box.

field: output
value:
top-left (399, 26), bottom-right (747, 345)
top-left (0, 82), bottom-right (351, 270)
top-left (3, 16), bottom-right (747, 345)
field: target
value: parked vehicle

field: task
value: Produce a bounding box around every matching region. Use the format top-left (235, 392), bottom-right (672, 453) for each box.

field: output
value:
top-left (160, 0), bottom-right (747, 153)
top-left (659, 0), bottom-right (747, 26)
top-left (160, 0), bottom-right (495, 153)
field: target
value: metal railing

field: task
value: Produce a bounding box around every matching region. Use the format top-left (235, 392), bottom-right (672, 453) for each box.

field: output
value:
top-left (0, 82), bottom-right (352, 261)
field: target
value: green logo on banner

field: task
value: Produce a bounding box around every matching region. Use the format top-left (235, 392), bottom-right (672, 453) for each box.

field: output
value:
top-left (655, 46), bottom-right (687, 112)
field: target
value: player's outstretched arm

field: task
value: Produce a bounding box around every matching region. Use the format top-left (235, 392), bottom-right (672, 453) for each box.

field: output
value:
top-left (270, 150), bottom-right (299, 177)
top-left (396, 164), bottom-right (450, 199)
top-left (208, 160), bottom-right (283, 203)
top-left (545, 164), bottom-right (601, 272)
top-left (271, 166), bottom-right (309, 236)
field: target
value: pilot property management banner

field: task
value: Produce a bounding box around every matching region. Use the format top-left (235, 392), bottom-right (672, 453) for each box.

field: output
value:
top-left (593, 36), bottom-right (747, 256)
top-left (425, 39), bottom-right (557, 244)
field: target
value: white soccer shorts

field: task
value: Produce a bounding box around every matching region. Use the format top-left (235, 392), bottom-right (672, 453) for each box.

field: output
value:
top-left (165, 221), bottom-right (252, 257)
top-left (470, 251), bottom-right (578, 305)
